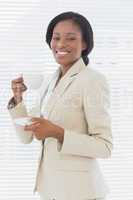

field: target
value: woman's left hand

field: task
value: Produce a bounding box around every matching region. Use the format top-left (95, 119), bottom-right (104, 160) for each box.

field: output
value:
top-left (24, 117), bottom-right (64, 142)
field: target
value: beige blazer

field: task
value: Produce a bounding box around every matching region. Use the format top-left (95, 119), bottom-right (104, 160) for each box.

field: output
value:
top-left (9, 58), bottom-right (113, 200)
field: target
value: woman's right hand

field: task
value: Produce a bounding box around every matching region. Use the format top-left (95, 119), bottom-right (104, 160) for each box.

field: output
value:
top-left (11, 76), bottom-right (27, 104)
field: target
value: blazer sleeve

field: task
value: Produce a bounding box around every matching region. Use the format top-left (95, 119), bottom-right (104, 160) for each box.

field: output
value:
top-left (9, 101), bottom-right (34, 144)
top-left (58, 74), bottom-right (113, 159)
top-left (8, 73), bottom-right (53, 144)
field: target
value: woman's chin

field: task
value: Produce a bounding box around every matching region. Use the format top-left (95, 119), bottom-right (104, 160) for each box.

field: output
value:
top-left (55, 58), bottom-right (70, 66)
top-left (55, 57), bottom-right (77, 67)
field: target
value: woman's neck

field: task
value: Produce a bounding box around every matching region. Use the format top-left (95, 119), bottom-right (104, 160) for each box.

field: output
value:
top-left (60, 59), bottom-right (78, 77)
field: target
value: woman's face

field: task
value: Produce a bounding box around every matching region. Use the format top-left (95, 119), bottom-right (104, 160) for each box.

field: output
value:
top-left (50, 20), bottom-right (86, 68)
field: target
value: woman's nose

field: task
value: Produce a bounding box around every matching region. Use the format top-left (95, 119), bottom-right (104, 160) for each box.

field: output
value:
top-left (57, 39), bottom-right (66, 48)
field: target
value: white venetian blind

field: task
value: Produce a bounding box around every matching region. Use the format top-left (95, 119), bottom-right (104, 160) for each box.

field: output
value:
top-left (0, 0), bottom-right (133, 199)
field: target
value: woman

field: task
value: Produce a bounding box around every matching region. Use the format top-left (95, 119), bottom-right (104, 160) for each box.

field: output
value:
top-left (8, 11), bottom-right (113, 200)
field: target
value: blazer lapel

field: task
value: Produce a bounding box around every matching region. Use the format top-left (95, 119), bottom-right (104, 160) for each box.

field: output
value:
top-left (53, 58), bottom-right (86, 96)
top-left (42, 58), bottom-right (86, 118)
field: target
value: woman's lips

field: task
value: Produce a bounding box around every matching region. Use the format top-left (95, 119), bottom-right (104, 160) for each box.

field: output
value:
top-left (56, 50), bottom-right (70, 56)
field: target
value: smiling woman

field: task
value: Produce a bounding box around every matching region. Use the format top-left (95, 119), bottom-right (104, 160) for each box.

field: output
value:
top-left (8, 11), bottom-right (112, 200)
top-left (50, 20), bottom-right (87, 73)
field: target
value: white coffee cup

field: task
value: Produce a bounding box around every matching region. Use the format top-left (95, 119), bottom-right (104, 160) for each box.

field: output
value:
top-left (22, 73), bottom-right (44, 90)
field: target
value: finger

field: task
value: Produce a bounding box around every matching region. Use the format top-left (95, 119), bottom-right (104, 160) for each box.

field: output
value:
top-left (12, 83), bottom-right (26, 90)
top-left (12, 84), bottom-right (27, 94)
top-left (34, 134), bottom-right (44, 140)
top-left (12, 77), bottom-right (24, 84)
top-left (24, 125), bottom-right (32, 131)
top-left (30, 121), bottom-right (41, 126)
top-left (33, 123), bottom-right (40, 128)
top-left (31, 117), bottom-right (43, 122)
top-left (24, 122), bottom-right (40, 131)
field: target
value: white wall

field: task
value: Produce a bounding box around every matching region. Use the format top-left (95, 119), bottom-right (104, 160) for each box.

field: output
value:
top-left (0, 0), bottom-right (133, 199)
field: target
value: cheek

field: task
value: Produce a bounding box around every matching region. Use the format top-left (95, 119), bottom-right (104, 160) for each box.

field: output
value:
top-left (50, 43), bottom-right (56, 55)
top-left (71, 41), bottom-right (83, 53)
top-left (73, 45), bottom-right (83, 56)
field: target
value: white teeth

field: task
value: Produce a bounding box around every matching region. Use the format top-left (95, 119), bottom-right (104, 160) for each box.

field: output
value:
top-left (57, 51), bottom-right (68, 55)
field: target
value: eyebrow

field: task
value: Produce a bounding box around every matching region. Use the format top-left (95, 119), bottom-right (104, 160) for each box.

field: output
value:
top-left (53, 32), bottom-right (77, 36)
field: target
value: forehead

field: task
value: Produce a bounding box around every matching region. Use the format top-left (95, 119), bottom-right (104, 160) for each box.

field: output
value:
top-left (53, 20), bottom-right (82, 35)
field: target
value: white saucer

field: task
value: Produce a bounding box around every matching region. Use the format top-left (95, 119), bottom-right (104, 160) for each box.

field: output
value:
top-left (14, 117), bottom-right (33, 126)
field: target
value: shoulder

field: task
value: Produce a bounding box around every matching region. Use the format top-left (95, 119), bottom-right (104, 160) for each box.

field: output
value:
top-left (77, 66), bottom-right (110, 100)
top-left (79, 66), bottom-right (108, 87)
top-left (79, 67), bottom-right (110, 107)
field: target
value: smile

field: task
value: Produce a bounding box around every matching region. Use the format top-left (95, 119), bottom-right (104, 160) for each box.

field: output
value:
top-left (56, 51), bottom-right (70, 55)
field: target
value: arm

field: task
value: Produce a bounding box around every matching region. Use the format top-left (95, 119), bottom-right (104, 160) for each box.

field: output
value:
top-left (58, 75), bottom-right (113, 159)
top-left (8, 76), bottom-right (33, 143)
top-left (8, 99), bottom-right (33, 144)
top-left (8, 73), bottom-right (51, 144)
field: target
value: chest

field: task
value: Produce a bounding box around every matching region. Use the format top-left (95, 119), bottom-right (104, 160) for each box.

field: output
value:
top-left (40, 80), bottom-right (87, 129)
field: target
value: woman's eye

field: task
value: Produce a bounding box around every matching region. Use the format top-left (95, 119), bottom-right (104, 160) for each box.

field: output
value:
top-left (52, 37), bottom-right (76, 42)
top-left (52, 37), bottom-right (60, 41)
top-left (67, 37), bottom-right (76, 41)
